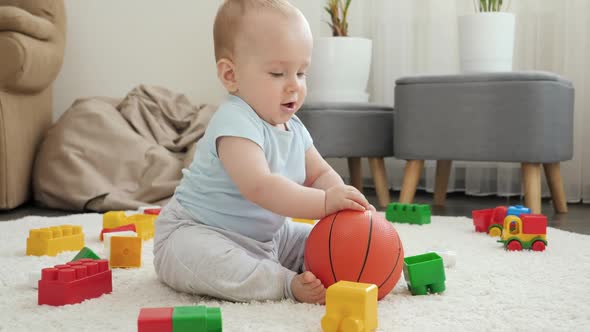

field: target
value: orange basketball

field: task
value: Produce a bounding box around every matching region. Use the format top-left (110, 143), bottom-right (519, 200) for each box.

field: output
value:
top-left (304, 210), bottom-right (404, 300)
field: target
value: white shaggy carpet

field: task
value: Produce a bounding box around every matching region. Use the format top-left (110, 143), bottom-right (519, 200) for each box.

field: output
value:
top-left (1, 213), bottom-right (589, 332)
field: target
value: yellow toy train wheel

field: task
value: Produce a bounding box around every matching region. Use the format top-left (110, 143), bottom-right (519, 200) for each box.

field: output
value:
top-left (487, 225), bottom-right (502, 237)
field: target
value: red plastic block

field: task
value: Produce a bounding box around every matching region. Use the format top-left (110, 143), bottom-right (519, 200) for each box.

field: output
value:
top-left (521, 214), bottom-right (547, 234)
top-left (138, 307), bottom-right (173, 332)
top-left (100, 223), bottom-right (137, 241)
top-left (38, 259), bottom-right (112, 306)
top-left (143, 208), bottom-right (161, 215)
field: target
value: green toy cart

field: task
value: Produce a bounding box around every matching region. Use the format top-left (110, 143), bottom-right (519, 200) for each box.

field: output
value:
top-left (403, 252), bottom-right (446, 295)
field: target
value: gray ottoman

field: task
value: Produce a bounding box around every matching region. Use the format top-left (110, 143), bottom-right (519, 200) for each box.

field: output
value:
top-left (394, 71), bottom-right (574, 214)
top-left (298, 103), bottom-right (394, 207)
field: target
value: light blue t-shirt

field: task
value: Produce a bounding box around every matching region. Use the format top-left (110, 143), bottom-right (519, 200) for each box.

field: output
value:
top-left (175, 95), bottom-right (313, 242)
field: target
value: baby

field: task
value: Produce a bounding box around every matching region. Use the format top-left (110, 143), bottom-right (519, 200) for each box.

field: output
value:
top-left (153, 0), bottom-right (374, 304)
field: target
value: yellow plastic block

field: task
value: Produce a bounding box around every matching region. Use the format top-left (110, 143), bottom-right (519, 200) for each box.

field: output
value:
top-left (103, 211), bottom-right (128, 229)
top-left (322, 281), bottom-right (378, 332)
top-left (110, 236), bottom-right (142, 268)
top-left (26, 225), bottom-right (84, 256)
top-left (292, 218), bottom-right (316, 225)
top-left (127, 214), bottom-right (156, 241)
top-left (102, 212), bottom-right (156, 241)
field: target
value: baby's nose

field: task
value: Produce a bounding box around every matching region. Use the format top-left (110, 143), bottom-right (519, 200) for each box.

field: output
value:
top-left (286, 79), bottom-right (301, 91)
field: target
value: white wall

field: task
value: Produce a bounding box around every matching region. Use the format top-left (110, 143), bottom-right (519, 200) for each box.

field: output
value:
top-left (53, 0), bottom-right (332, 119)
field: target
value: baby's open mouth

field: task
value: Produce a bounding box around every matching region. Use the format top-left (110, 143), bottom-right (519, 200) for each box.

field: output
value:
top-left (282, 102), bottom-right (295, 109)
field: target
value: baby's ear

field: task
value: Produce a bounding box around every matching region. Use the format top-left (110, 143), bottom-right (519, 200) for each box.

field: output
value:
top-left (216, 58), bottom-right (238, 93)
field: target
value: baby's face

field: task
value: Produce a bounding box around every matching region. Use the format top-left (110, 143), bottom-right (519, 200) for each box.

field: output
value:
top-left (233, 10), bottom-right (313, 127)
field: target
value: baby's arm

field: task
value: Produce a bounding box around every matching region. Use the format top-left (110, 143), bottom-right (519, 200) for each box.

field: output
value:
top-left (303, 146), bottom-right (344, 190)
top-left (304, 146), bottom-right (377, 212)
top-left (218, 136), bottom-right (368, 219)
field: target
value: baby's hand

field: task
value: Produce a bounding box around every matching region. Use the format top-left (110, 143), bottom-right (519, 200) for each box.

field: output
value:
top-left (324, 185), bottom-right (371, 215)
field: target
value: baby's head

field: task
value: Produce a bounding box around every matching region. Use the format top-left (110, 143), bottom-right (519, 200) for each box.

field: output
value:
top-left (214, 0), bottom-right (313, 127)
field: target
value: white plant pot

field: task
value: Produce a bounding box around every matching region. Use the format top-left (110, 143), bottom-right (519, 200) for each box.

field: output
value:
top-left (458, 13), bottom-right (515, 73)
top-left (306, 37), bottom-right (372, 103)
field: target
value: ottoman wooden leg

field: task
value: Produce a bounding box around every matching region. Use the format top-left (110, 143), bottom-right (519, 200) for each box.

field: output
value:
top-left (400, 160), bottom-right (424, 204)
top-left (348, 157), bottom-right (363, 193)
top-left (521, 163), bottom-right (542, 214)
top-left (368, 157), bottom-right (391, 208)
top-left (543, 162), bottom-right (568, 213)
top-left (434, 160), bottom-right (453, 207)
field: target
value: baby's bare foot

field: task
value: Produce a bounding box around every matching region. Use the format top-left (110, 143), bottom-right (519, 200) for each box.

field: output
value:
top-left (291, 271), bottom-right (326, 304)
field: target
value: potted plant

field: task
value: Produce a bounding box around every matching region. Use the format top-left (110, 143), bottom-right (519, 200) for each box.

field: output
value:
top-left (306, 0), bottom-right (372, 103)
top-left (458, 0), bottom-right (515, 73)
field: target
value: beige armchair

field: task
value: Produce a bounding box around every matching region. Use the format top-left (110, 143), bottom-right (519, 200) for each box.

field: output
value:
top-left (0, 0), bottom-right (66, 209)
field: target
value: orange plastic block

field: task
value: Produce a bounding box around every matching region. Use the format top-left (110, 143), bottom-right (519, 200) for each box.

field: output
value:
top-left (102, 211), bottom-right (155, 241)
top-left (26, 225), bottom-right (85, 256)
top-left (110, 236), bottom-right (142, 268)
top-left (322, 281), bottom-right (378, 332)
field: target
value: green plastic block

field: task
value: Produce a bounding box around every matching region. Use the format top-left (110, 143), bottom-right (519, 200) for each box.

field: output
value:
top-left (70, 246), bottom-right (100, 261)
top-left (206, 307), bottom-right (222, 332)
top-left (173, 306), bottom-right (222, 332)
top-left (386, 203), bottom-right (431, 225)
top-left (403, 252), bottom-right (446, 296)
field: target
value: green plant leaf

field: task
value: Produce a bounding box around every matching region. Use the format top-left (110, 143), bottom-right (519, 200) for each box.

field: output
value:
top-left (323, 0), bottom-right (351, 37)
top-left (344, 0), bottom-right (352, 12)
top-left (323, 6), bottom-right (335, 19)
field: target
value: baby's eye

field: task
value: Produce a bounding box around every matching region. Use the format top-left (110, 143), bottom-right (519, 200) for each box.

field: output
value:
top-left (270, 72), bottom-right (284, 78)
top-left (297, 72), bottom-right (306, 78)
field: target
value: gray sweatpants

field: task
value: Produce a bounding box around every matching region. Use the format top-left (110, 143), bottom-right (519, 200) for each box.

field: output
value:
top-left (153, 196), bottom-right (312, 302)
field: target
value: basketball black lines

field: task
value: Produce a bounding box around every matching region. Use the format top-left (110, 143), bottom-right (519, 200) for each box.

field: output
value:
top-left (356, 211), bottom-right (373, 282)
top-left (327, 211), bottom-right (340, 284)
top-left (379, 230), bottom-right (402, 289)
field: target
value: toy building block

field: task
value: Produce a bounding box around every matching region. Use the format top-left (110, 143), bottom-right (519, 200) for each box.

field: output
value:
top-left (26, 225), bottom-right (85, 256)
top-left (291, 218), bottom-right (316, 225)
top-left (71, 246), bottom-right (100, 262)
top-left (104, 231), bottom-right (137, 258)
top-left (127, 214), bottom-right (156, 240)
top-left (322, 281), bottom-right (378, 332)
top-left (110, 236), bottom-right (142, 268)
top-left (403, 253), bottom-right (446, 295)
top-left (143, 208), bottom-right (161, 215)
top-left (385, 203), bottom-right (431, 225)
top-left (102, 211), bottom-right (156, 241)
top-left (139, 206), bottom-right (161, 214)
top-left (173, 306), bottom-right (222, 332)
top-left (103, 211), bottom-right (128, 229)
top-left (102, 231), bottom-right (137, 252)
top-left (138, 307), bottom-right (174, 332)
top-left (100, 223), bottom-right (137, 241)
top-left (138, 306), bottom-right (222, 332)
top-left (38, 259), bottom-right (112, 306)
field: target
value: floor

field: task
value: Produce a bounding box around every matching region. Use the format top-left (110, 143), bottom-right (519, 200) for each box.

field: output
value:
top-left (1, 190), bottom-right (588, 235)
